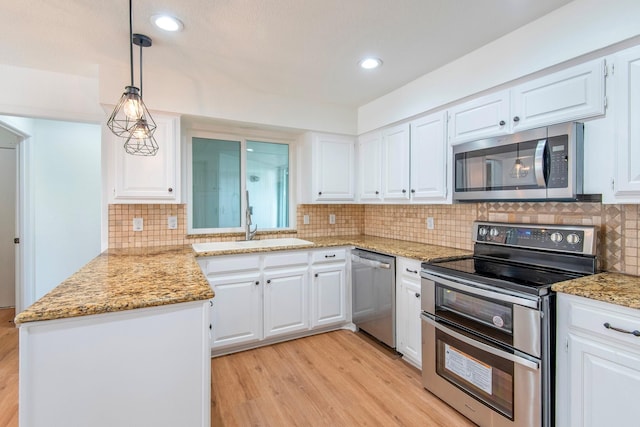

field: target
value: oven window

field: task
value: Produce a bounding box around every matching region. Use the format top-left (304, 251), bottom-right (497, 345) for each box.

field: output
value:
top-left (435, 328), bottom-right (514, 419)
top-left (436, 284), bottom-right (513, 345)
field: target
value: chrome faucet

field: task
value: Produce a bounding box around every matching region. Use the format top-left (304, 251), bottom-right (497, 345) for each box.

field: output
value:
top-left (245, 190), bottom-right (257, 241)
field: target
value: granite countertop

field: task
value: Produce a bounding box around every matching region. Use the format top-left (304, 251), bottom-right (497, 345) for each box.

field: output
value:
top-left (193, 234), bottom-right (472, 263)
top-left (305, 235), bottom-right (472, 262)
top-left (15, 246), bottom-right (214, 325)
top-left (552, 272), bottom-right (640, 309)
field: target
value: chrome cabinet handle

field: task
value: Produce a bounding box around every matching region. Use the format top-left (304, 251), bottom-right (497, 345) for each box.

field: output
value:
top-left (168, 187), bottom-right (173, 193)
top-left (513, 116), bottom-right (520, 122)
top-left (318, 191), bottom-right (322, 195)
top-left (266, 279), bottom-right (271, 284)
top-left (411, 189), bottom-right (415, 193)
top-left (375, 191), bottom-right (379, 195)
top-left (402, 189), bottom-right (407, 193)
top-left (255, 281), bottom-right (259, 286)
top-left (415, 293), bottom-right (420, 298)
top-left (499, 120), bottom-right (506, 126)
top-left (405, 268), bottom-right (418, 274)
top-left (325, 254), bottom-right (336, 258)
top-left (603, 322), bottom-right (640, 337)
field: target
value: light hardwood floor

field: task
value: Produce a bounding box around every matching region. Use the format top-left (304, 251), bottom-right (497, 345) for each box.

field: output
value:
top-left (0, 308), bottom-right (473, 426)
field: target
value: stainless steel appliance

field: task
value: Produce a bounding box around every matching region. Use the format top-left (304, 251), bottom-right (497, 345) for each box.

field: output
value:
top-left (421, 222), bottom-right (598, 427)
top-left (453, 122), bottom-right (584, 202)
top-left (352, 249), bottom-right (396, 348)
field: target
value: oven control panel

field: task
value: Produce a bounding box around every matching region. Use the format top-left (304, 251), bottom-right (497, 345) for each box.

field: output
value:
top-left (473, 222), bottom-right (597, 255)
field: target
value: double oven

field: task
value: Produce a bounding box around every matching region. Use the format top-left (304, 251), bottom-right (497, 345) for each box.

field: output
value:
top-left (421, 222), bottom-right (597, 427)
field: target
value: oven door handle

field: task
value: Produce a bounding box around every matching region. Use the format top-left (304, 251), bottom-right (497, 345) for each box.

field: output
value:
top-left (422, 272), bottom-right (539, 309)
top-left (421, 313), bottom-right (540, 371)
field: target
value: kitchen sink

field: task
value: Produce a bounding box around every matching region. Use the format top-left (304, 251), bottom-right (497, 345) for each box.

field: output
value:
top-left (192, 238), bottom-right (314, 253)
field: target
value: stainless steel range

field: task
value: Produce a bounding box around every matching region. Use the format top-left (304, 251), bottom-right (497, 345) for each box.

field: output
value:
top-left (421, 221), bottom-right (598, 427)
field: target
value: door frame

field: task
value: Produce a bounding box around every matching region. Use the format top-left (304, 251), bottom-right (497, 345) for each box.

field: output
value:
top-left (0, 119), bottom-right (33, 313)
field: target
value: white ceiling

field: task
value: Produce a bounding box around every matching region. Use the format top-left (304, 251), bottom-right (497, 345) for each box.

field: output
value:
top-left (0, 0), bottom-right (574, 109)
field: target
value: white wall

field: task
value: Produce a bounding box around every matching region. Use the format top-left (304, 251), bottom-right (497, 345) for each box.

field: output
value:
top-left (99, 63), bottom-right (358, 135)
top-left (31, 119), bottom-right (101, 300)
top-left (358, 0), bottom-right (640, 133)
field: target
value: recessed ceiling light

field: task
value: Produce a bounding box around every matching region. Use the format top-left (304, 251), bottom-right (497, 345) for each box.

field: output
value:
top-left (151, 14), bottom-right (184, 32)
top-left (359, 57), bottom-right (383, 70)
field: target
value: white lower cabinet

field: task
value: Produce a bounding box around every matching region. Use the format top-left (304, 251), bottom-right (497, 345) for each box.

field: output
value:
top-left (198, 247), bottom-right (350, 354)
top-left (396, 257), bottom-right (422, 369)
top-left (263, 266), bottom-right (309, 338)
top-left (311, 248), bottom-right (348, 328)
top-left (556, 293), bottom-right (640, 427)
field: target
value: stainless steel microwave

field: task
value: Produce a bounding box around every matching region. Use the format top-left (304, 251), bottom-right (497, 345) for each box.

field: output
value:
top-left (453, 122), bottom-right (584, 202)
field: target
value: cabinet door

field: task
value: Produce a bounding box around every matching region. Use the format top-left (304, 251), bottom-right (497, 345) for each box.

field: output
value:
top-left (311, 263), bottom-right (347, 328)
top-left (448, 90), bottom-right (510, 145)
top-left (313, 134), bottom-right (355, 201)
top-left (567, 333), bottom-right (640, 427)
top-left (112, 113), bottom-right (180, 203)
top-left (410, 112), bottom-right (447, 202)
top-left (358, 131), bottom-right (383, 201)
top-left (209, 272), bottom-right (262, 349)
top-left (263, 267), bottom-right (309, 338)
top-left (382, 123), bottom-right (411, 200)
top-left (511, 58), bottom-right (605, 132)
top-left (614, 45), bottom-right (640, 198)
top-left (396, 258), bottom-right (422, 368)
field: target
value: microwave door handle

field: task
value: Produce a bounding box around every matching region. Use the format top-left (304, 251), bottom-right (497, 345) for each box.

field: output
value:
top-left (421, 313), bottom-right (540, 371)
top-left (534, 139), bottom-right (547, 187)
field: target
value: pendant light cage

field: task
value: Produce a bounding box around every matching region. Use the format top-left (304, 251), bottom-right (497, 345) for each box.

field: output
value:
top-left (107, 86), bottom-right (157, 138)
top-left (107, 0), bottom-right (158, 156)
top-left (123, 123), bottom-right (160, 156)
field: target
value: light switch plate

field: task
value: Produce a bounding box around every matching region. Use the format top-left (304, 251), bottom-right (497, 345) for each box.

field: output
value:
top-left (426, 217), bottom-right (435, 230)
top-left (168, 216), bottom-right (178, 230)
top-left (133, 218), bottom-right (143, 232)
top-left (329, 214), bottom-right (336, 225)
top-left (303, 215), bottom-right (310, 225)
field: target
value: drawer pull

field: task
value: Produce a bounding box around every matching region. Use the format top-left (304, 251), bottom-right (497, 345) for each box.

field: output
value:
top-left (603, 322), bottom-right (640, 337)
top-left (325, 254), bottom-right (336, 258)
top-left (415, 293), bottom-right (420, 298)
top-left (406, 268), bottom-right (418, 274)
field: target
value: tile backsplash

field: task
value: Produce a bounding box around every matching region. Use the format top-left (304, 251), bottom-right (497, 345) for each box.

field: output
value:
top-left (108, 202), bottom-right (640, 275)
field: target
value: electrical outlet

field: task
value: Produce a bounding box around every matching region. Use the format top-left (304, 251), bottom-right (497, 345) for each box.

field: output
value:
top-left (329, 214), bottom-right (336, 224)
top-left (303, 214), bottom-right (310, 225)
top-left (426, 217), bottom-right (435, 230)
top-left (168, 216), bottom-right (178, 230)
top-left (133, 218), bottom-right (144, 232)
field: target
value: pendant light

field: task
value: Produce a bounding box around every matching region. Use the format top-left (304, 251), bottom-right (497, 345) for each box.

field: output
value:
top-left (107, 0), bottom-right (159, 156)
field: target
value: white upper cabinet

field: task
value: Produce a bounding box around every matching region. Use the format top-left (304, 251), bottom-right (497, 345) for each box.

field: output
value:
top-left (358, 131), bottom-right (383, 202)
top-left (410, 112), bottom-right (448, 202)
top-left (511, 58), bottom-right (606, 132)
top-left (448, 90), bottom-right (510, 145)
top-left (109, 112), bottom-right (181, 203)
top-left (613, 45), bottom-right (640, 200)
top-left (448, 59), bottom-right (606, 145)
top-left (382, 123), bottom-right (411, 201)
top-left (298, 132), bottom-right (355, 203)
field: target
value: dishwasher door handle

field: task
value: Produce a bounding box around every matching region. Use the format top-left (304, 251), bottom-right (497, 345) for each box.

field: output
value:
top-left (352, 254), bottom-right (391, 269)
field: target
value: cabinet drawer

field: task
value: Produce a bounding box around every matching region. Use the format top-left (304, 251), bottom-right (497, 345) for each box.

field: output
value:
top-left (263, 251), bottom-right (309, 268)
top-left (201, 254), bottom-right (261, 275)
top-left (568, 297), bottom-right (640, 348)
top-left (311, 248), bottom-right (347, 264)
top-left (398, 257), bottom-right (421, 279)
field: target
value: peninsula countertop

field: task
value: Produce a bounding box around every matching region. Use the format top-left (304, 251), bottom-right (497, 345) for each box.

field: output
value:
top-left (15, 246), bottom-right (214, 325)
top-left (552, 272), bottom-right (640, 309)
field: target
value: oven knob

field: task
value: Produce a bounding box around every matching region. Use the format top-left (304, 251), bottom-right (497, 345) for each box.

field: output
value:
top-left (478, 227), bottom-right (488, 237)
top-left (489, 228), bottom-right (500, 237)
top-left (550, 232), bottom-right (563, 243)
top-left (566, 233), bottom-right (581, 245)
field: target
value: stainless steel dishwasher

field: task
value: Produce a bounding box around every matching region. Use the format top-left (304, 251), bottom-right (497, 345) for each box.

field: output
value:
top-left (351, 248), bottom-right (396, 348)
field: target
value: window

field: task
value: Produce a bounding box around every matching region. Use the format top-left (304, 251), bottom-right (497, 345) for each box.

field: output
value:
top-left (188, 133), bottom-right (292, 234)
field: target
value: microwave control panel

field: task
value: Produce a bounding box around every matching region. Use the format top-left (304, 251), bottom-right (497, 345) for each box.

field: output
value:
top-left (547, 135), bottom-right (569, 188)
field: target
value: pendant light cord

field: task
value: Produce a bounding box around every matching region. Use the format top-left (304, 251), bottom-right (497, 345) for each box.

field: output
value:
top-left (129, 0), bottom-right (134, 87)
top-left (139, 43), bottom-right (143, 96)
